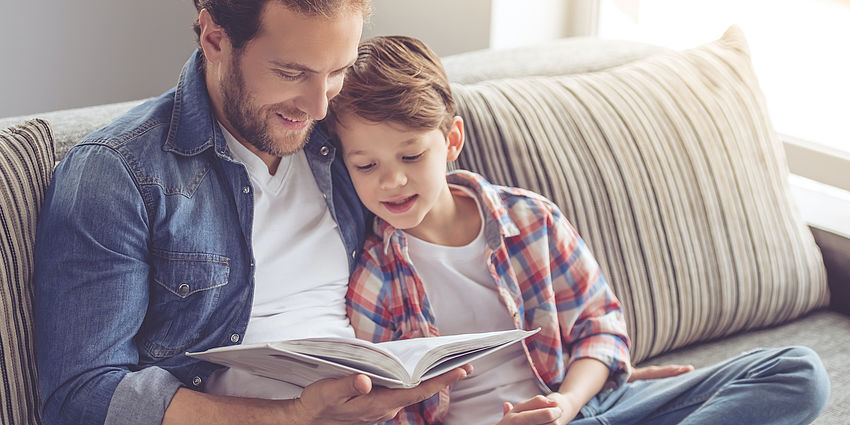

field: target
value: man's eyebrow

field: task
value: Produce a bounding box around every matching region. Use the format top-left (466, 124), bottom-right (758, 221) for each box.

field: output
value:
top-left (269, 58), bottom-right (357, 74)
top-left (269, 60), bottom-right (316, 73)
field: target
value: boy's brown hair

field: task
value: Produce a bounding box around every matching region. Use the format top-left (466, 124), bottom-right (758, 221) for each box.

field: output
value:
top-left (327, 35), bottom-right (456, 137)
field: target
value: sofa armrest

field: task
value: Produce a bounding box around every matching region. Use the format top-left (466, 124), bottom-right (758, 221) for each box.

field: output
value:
top-left (811, 226), bottom-right (850, 315)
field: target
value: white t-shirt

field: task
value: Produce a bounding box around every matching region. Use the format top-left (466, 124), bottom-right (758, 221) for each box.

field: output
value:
top-left (205, 125), bottom-right (354, 399)
top-left (405, 187), bottom-right (543, 425)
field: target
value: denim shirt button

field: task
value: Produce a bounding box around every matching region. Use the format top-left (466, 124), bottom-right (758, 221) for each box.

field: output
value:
top-left (242, 186), bottom-right (251, 194)
top-left (351, 250), bottom-right (356, 259)
top-left (177, 283), bottom-right (190, 297)
top-left (320, 146), bottom-right (330, 156)
top-left (192, 376), bottom-right (202, 387)
top-left (230, 333), bottom-right (240, 343)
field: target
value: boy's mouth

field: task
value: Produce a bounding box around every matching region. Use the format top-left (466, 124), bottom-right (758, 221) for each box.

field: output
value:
top-left (381, 195), bottom-right (418, 214)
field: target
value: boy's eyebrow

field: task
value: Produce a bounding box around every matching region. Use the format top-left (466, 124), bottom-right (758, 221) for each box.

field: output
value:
top-left (344, 138), bottom-right (419, 158)
top-left (269, 58), bottom-right (357, 74)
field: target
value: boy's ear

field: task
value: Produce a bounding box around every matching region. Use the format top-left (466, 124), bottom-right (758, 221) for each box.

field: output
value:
top-left (198, 9), bottom-right (230, 66)
top-left (446, 116), bottom-right (465, 162)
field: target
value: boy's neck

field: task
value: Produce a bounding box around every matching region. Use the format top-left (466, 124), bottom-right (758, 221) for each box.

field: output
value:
top-left (403, 190), bottom-right (482, 247)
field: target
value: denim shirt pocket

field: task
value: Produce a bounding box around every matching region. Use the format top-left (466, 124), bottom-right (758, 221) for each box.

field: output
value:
top-left (139, 249), bottom-right (231, 359)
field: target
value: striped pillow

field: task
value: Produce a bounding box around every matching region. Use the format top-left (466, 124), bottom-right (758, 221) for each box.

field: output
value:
top-left (1, 119), bottom-right (53, 425)
top-left (451, 26), bottom-right (829, 362)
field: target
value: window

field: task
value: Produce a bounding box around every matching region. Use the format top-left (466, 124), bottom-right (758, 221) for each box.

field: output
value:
top-left (597, 0), bottom-right (850, 156)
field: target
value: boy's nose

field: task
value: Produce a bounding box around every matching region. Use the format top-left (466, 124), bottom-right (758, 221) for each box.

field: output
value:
top-left (380, 168), bottom-right (407, 189)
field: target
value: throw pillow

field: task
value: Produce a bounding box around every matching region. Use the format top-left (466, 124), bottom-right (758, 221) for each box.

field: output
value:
top-left (451, 26), bottom-right (829, 362)
top-left (1, 118), bottom-right (54, 424)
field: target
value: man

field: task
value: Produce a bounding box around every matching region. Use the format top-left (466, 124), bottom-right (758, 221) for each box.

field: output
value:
top-left (33, 1), bottom-right (468, 424)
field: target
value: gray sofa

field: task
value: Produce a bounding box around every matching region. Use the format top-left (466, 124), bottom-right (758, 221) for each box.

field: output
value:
top-left (2, 29), bottom-right (848, 424)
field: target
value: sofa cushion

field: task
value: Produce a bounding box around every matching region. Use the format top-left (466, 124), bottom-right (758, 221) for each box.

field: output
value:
top-left (1, 119), bottom-right (53, 424)
top-left (450, 26), bottom-right (829, 363)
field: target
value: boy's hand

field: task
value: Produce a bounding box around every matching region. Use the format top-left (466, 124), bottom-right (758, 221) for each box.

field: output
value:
top-left (496, 393), bottom-right (580, 425)
top-left (295, 365), bottom-right (471, 425)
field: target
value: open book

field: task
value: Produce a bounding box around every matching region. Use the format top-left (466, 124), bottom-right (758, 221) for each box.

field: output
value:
top-left (187, 328), bottom-right (539, 389)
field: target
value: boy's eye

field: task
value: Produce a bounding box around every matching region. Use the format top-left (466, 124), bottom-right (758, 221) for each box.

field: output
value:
top-left (355, 163), bottom-right (375, 172)
top-left (402, 152), bottom-right (424, 161)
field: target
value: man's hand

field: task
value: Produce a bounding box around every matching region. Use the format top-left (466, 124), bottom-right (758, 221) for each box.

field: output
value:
top-left (628, 364), bottom-right (694, 382)
top-left (294, 365), bottom-right (471, 425)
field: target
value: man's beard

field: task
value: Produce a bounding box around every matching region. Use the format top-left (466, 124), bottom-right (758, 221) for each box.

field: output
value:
top-left (221, 54), bottom-right (314, 157)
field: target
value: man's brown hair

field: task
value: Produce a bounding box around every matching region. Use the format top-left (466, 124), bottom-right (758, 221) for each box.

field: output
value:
top-left (193, 0), bottom-right (371, 50)
top-left (327, 35), bottom-right (456, 137)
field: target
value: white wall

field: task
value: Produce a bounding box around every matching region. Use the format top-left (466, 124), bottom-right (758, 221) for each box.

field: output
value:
top-left (0, 0), bottom-right (197, 117)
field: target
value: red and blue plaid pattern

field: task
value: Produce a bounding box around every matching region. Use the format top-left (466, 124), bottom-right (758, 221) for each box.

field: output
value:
top-left (346, 171), bottom-right (631, 424)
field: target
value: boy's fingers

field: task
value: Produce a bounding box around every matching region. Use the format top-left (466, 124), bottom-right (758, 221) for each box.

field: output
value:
top-left (507, 407), bottom-right (563, 425)
top-left (510, 395), bottom-right (559, 413)
top-left (503, 402), bottom-right (514, 415)
top-left (629, 364), bottom-right (694, 382)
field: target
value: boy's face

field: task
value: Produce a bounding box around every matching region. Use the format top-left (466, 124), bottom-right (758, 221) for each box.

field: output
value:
top-left (338, 114), bottom-right (464, 233)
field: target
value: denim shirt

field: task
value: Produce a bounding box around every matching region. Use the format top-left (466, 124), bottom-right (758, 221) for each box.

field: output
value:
top-left (32, 49), bottom-right (367, 425)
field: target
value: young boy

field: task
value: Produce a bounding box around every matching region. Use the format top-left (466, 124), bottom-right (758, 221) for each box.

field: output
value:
top-left (327, 36), bottom-right (829, 425)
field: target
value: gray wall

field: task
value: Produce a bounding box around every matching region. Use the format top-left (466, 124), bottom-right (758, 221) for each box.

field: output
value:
top-left (0, 0), bottom-right (198, 117)
top-left (0, 0), bottom-right (571, 117)
top-left (363, 0), bottom-right (492, 57)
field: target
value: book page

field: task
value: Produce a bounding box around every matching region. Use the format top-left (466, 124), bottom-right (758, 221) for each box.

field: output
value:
top-left (377, 328), bottom-right (539, 380)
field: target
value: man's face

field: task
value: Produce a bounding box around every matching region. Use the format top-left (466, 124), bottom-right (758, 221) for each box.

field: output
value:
top-left (218, 3), bottom-right (362, 158)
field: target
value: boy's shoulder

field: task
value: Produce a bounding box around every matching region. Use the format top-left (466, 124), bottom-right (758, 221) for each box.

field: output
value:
top-left (447, 170), bottom-right (560, 216)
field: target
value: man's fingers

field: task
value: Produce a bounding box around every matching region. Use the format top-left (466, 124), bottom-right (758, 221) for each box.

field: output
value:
top-left (315, 374), bottom-right (373, 404)
top-left (410, 366), bottom-right (469, 400)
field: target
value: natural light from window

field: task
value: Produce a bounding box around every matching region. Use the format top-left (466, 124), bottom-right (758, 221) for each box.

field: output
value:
top-left (597, 0), bottom-right (850, 155)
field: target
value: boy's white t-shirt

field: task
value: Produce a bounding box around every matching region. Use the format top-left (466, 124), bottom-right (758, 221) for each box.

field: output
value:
top-left (205, 125), bottom-right (354, 399)
top-left (405, 186), bottom-right (543, 425)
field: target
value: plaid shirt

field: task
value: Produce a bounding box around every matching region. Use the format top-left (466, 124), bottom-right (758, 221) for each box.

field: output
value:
top-left (346, 171), bottom-right (631, 425)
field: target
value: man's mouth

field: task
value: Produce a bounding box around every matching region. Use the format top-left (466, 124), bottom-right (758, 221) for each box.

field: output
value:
top-left (381, 195), bottom-right (418, 214)
top-left (275, 113), bottom-right (309, 130)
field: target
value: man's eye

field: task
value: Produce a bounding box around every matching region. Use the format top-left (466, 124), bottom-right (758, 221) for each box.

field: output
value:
top-left (402, 152), bottom-right (424, 161)
top-left (275, 70), bottom-right (302, 81)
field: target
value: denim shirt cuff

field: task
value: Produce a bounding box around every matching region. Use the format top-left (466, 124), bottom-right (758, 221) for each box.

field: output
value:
top-left (104, 367), bottom-right (184, 425)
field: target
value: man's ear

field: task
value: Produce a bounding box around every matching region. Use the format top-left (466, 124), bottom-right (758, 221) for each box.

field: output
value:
top-left (198, 9), bottom-right (229, 65)
top-left (446, 116), bottom-right (465, 162)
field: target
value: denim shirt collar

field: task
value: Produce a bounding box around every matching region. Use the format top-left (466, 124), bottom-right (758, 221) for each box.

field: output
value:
top-left (161, 49), bottom-right (222, 157)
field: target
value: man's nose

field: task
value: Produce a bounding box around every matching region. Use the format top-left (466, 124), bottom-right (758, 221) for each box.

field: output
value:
top-left (295, 76), bottom-right (331, 120)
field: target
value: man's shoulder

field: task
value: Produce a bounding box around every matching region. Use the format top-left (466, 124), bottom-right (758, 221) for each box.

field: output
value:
top-left (79, 90), bottom-right (176, 153)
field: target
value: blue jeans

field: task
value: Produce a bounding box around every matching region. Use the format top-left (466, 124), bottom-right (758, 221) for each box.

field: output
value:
top-left (572, 346), bottom-right (829, 425)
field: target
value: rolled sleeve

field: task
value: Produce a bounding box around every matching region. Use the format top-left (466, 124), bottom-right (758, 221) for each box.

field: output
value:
top-left (105, 368), bottom-right (184, 425)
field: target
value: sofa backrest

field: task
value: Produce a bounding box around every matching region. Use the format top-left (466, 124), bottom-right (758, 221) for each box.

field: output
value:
top-left (445, 27), bottom-right (829, 362)
top-left (0, 119), bottom-right (53, 425)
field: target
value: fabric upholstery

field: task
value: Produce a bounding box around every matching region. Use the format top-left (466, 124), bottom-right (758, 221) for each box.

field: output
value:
top-left (450, 26), bottom-right (829, 362)
top-left (1, 119), bottom-right (53, 425)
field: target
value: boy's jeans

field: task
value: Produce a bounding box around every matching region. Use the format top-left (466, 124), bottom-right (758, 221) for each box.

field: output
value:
top-left (572, 346), bottom-right (829, 425)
